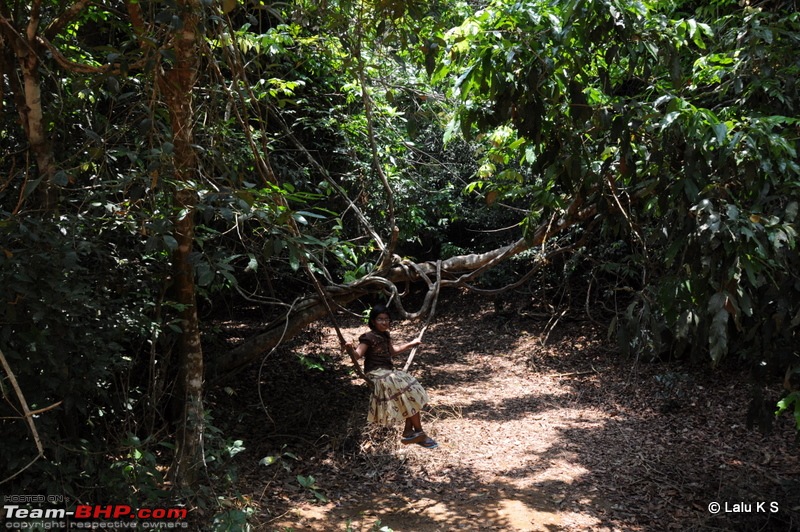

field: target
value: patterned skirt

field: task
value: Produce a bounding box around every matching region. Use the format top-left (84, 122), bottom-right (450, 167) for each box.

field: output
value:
top-left (366, 368), bottom-right (429, 425)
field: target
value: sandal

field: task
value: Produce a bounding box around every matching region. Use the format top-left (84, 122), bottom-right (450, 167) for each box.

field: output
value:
top-left (417, 436), bottom-right (438, 449)
top-left (401, 432), bottom-right (426, 445)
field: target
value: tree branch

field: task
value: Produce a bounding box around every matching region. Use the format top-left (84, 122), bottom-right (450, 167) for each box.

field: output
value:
top-left (44, 0), bottom-right (91, 41)
top-left (209, 195), bottom-right (599, 379)
top-left (0, 347), bottom-right (46, 485)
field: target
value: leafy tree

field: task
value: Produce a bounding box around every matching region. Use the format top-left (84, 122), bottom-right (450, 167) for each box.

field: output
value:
top-left (431, 0), bottom-right (799, 376)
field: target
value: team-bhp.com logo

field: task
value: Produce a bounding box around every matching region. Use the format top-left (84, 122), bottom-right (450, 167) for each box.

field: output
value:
top-left (3, 503), bottom-right (188, 529)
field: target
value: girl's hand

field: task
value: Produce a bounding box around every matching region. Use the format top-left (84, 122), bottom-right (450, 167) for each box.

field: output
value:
top-left (341, 339), bottom-right (360, 358)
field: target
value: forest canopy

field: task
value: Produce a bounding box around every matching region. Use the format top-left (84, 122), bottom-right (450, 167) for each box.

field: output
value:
top-left (1, 0), bottom-right (798, 517)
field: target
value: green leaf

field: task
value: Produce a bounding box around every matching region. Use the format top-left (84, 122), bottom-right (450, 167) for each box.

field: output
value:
top-left (712, 123), bottom-right (727, 145)
top-left (709, 308), bottom-right (729, 365)
top-left (776, 393), bottom-right (800, 430)
top-left (786, 201), bottom-right (798, 222)
top-left (288, 248), bottom-right (300, 271)
top-left (196, 262), bottom-right (215, 286)
top-left (661, 111), bottom-right (681, 130)
top-left (259, 455), bottom-right (279, 466)
top-left (295, 210), bottom-right (327, 220)
top-left (297, 475), bottom-right (315, 488)
top-left (53, 170), bottom-right (70, 186)
top-left (22, 174), bottom-right (45, 201)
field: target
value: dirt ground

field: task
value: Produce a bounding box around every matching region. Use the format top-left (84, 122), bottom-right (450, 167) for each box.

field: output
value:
top-left (209, 290), bottom-right (800, 531)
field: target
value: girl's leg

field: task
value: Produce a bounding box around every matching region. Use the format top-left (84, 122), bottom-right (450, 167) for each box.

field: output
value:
top-left (402, 413), bottom-right (436, 447)
top-left (409, 412), bottom-right (423, 433)
top-left (403, 413), bottom-right (423, 436)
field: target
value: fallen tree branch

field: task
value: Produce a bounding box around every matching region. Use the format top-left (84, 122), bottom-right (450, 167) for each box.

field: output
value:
top-left (209, 196), bottom-right (599, 380)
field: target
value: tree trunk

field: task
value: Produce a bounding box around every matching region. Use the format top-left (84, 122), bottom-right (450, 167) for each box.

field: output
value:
top-left (2, 4), bottom-right (58, 210)
top-left (156, 0), bottom-right (204, 488)
top-left (171, 188), bottom-right (204, 487)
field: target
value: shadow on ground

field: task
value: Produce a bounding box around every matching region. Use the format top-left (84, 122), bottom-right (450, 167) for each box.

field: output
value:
top-left (208, 291), bottom-right (800, 531)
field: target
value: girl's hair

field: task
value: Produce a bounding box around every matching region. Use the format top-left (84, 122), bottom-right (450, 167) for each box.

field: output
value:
top-left (368, 304), bottom-right (391, 330)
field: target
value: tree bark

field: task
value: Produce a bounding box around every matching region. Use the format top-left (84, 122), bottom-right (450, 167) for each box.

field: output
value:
top-left (1, 1), bottom-right (58, 210)
top-left (155, 0), bottom-right (204, 488)
top-left (170, 188), bottom-right (203, 487)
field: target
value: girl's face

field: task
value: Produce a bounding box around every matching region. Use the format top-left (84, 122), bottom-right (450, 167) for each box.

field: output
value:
top-left (373, 313), bottom-right (391, 333)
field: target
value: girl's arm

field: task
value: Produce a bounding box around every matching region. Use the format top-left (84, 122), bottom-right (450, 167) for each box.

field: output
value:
top-left (391, 338), bottom-right (421, 355)
top-left (342, 340), bottom-right (368, 361)
top-left (354, 342), bottom-right (369, 359)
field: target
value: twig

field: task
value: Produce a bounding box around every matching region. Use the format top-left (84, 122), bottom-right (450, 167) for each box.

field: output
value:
top-left (257, 298), bottom-right (299, 426)
top-left (23, 400), bottom-right (63, 417)
top-left (545, 366), bottom-right (599, 378)
top-left (0, 400), bottom-right (64, 420)
top-left (0, 347), bottom-right (46, 485)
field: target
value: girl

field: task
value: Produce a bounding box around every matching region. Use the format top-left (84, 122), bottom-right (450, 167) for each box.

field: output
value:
top-left (343, 304), bottom-right (437, 449)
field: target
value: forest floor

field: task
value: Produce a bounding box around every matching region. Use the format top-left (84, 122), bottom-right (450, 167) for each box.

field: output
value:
top-left (208, 290), bottom-right (800, 531)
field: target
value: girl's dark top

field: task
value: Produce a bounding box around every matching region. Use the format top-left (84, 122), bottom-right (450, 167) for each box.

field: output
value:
top-left (359, 330), bottom-right (393, 373)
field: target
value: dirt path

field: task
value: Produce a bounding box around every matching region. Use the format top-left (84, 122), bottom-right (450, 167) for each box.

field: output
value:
top-left (214, 291), bottom-right (800, 531)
